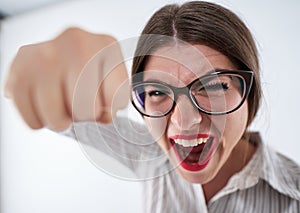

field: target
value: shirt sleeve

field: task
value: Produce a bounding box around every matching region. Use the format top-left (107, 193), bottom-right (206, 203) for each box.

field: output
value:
top-left (59, 116), bottom-right (171, 180)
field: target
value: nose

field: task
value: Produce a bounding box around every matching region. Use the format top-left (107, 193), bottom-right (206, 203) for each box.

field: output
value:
top-left (170, 95), bottom-right (202, 130)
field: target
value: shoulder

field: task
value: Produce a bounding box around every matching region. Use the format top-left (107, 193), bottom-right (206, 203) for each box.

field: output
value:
top-left (261, 142), bottom-right (300, 201)
top-left (276, 150), bottom-right (300, 177)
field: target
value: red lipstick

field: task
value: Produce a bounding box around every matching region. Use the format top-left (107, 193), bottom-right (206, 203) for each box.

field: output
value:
top-left (169, 134), bottom-right (217, 172)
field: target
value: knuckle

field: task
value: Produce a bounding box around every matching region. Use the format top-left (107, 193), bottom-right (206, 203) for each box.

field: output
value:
top-left (5, 75), bottom-right (24, 99)
top-left (46, 116), bottom-right (72, 132)
top-left (61, 27), bottom-right (84, 37)
top-left (27, 121), bottom-right (44, 130)
top-left (18, 44), bottom-right (30, 53)
top-left (57, 27), bottom-right (87, 45)
top-left (47, 122), bottom-right (71, 132)
top-left (102, 34), bottom-right (117, 45)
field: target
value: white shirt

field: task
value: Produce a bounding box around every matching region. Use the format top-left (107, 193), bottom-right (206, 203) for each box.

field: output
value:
top-left (63, 117), bottom-right (300, 212)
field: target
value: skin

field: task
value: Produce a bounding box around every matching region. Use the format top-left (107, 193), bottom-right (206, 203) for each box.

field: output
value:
top-left (142, 44), bottom-right (256, 202)
top-left (4, 28), bottom-right (128, 130)
top-left (4, 28), bottom-right (256, 203)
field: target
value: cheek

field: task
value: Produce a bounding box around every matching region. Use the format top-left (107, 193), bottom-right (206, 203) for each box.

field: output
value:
top-left (145, 116), bottom-right (169, 150)
top-left (223, 102), bottom-right (248, 145)
top-left (204, 103), bottom-right (249, 180)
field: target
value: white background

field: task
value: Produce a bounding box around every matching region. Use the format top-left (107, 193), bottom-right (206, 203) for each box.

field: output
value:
top-left (1, 0), bottom-right (300, 212)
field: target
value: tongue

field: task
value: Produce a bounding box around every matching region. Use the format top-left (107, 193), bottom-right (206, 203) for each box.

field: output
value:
top-left (174, 137), bottom-right (214, 164)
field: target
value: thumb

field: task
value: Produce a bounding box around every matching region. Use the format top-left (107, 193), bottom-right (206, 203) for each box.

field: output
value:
top-left (97, 61), bottom-right (130, 123)
top-left (72, 39), bottom-right (129, 123)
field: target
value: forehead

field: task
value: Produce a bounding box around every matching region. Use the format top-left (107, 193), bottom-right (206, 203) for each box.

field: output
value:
top-left (143, 44), bottom-right (236, 85)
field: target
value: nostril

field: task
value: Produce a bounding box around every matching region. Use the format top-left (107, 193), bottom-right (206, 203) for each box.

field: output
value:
top-left (170, 97), bottom-right (202, 130)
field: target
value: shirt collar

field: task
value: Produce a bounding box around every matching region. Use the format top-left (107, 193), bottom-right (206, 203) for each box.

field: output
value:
top-left (258, 135), bottom-right (300, 201)
top-left (210, 132), bottom-right (300, 203)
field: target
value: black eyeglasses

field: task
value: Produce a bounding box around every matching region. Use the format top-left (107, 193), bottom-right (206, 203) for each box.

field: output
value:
top-left (131, 70), bottom-right (254, 117)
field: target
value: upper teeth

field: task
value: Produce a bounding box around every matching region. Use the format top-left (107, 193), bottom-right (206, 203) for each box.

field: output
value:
top-left (174, 138), bottom-right (208, 147)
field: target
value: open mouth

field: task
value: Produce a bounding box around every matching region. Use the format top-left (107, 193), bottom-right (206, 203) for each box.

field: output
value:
top-left (169, 134), bottom-right (217, 172)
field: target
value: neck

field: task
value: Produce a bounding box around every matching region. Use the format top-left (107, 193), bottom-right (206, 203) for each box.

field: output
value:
top-left (202, 137), bottom-right (257, 203)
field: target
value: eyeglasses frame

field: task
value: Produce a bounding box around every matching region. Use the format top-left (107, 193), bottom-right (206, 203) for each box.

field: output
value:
top-left (131, 69), bottom-right (254, 117)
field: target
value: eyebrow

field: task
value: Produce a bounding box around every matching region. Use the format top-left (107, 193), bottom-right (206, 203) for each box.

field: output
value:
top-left (143, 68), bottom-right (225, 83)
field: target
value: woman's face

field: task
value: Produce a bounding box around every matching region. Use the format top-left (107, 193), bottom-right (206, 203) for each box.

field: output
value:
top-left (142, 44), bottom-right (249, 184)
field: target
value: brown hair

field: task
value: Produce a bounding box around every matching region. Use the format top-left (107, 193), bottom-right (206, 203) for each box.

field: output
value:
top-left (132, 1), bottom-right (262, 127)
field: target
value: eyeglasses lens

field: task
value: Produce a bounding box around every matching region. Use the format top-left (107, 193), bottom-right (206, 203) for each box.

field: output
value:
top-left (132, 73), bottom-right (246, 117)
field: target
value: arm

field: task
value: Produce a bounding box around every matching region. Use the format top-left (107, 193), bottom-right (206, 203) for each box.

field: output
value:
top-left (3, 27), bottom-right (166, 179)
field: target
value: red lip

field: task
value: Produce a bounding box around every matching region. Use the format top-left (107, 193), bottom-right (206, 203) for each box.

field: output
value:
top-left (169, 134), bottom-right (217, 172)
top-left (180, 159), bottom-right (210, 171)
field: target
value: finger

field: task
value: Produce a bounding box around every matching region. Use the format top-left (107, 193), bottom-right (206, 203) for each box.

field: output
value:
top-left (3, 59), bottom-right (20, 99)
top-left (97, 42), bottom-right (129, 122)
top-left (34, 77), bottom-right (72, 131)
top-left (3, 76), bottom-right (13, 99)
top-left (11, 84), bottom-right (44, 129)
top-left (102, 62), bottom-right (129, 110)
top-left (95, 87), bottom-right (111, 124)
top-left (97, 63), bottom-right (129, 124)
top-left (71, 54), bottom-right (103, 122)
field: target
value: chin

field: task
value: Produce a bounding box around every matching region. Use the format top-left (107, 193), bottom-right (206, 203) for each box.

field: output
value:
top-left (177, 168), bottom-right (209, 183)
top-left (166, 145), bottom-right (220, 184)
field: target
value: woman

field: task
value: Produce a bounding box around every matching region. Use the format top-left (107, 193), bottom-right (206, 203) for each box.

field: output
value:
top-left (4, 1), bottom-right (300, 212)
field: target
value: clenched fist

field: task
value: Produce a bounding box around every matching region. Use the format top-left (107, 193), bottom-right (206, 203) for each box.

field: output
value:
top-left (4, 27), bottom-right (129, 131)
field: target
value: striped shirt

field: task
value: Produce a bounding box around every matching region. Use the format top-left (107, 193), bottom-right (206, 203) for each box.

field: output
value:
top-left (63, 116), bottom-right (300, 212)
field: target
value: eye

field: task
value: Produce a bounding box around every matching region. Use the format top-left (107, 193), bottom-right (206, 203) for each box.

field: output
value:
top-left (202, 82), bottom-right (229, 91)
top-left (148, 90), bottom-right (170, 96)
top-left (144, 84), bottom-right (173, 104)
top-left (144, 84), bottom-right (171, 97)
top-left (192, 81), bottom-right (230, 97)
